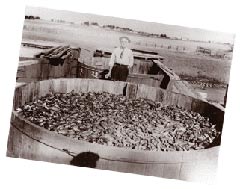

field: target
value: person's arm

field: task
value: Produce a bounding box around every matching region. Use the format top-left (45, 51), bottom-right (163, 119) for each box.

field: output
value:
top-left (128, 50), bottom-right (134, 68)
top-left (107, 49), bottom-right (116, 77)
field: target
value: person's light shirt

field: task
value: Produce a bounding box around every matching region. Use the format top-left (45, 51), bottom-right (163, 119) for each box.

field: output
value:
top-left (109, 47), bottom-right (134, 67)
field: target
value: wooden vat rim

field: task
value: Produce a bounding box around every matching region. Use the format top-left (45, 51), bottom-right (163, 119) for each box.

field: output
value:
top-left (11, 109), bottom-right (219, 164)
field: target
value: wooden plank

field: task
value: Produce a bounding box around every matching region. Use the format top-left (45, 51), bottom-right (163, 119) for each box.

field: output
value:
top-left (21, 85), bottom-right (28, 106)
top-left (126, 83), bottom-right (138, 99)
top-left (178, 162), bottom-right (197, 181)
top-left (24, 64), bottom-right (37, 81)
top-left (146, 86), bottom-right (157, 101)
top-left (59, 79), bottom-right (67, 93)
top-left (127, 76), bottom-right (163, 88)
top-left (65, 79), bottom-right (75, 93)
top-left (144, 164), bottom-right (164, 177)
top-left (126, 162), bottom-right (146, 174)
top-left (96, 159), bottom-right (109, 170)
top-left (102, 80), bottom-right (115, 94)
top-left (136, 84), bottom-right (148, 99)
top-left (39, 80), bottom-right (50, 97)
top-left (177, 94), bottom-right (192, 111)
top-left (48, 65), bottom-right (54, 78)
top-left (162, 163), bottom-right (181, 179)
top-left (155, 88), bottom-right (165, 102)
top-left (88, 79), bottom-right (104, 93)
top-left (168, 92), bottom-right (179, 107)
top-left (162, 90), bottom-right (173, 106)
top-left (179, 161), bottom-right (217, 184)
top-left (67, 59), bottom-right (78, 77)
top-left (40, 60), bottom-right (50, 80)
top-left (13, 87), bottom-right (22, 109)
top-left (7, 126), bottom-right (22, 158)
top-left (105, 160), bottom-right (130, 173)
top-left (6, 125), bottom-right (15, 157)
top-left (30, 82), bottom-right (39, 102)
top-left (48, 79), bottom-right (55, 94)
top-left (17, 66), bottom-right (26, 78)
top-left (71, 79), bottom-right (83, 93)
top-left (52, 79), bottom-right (61, 93)
top-left (147, 151), bottom-right (183, 163)
top-left (191, 98), bottom-right (206, 114)
top-left (135, 84), bottom-right (156, 101)
top-left (78, 79), bottom-right (89, 93)
top-left (182, 147), bottom-right (219, 162)
top-left (113, 81), bottom-right (126, 95)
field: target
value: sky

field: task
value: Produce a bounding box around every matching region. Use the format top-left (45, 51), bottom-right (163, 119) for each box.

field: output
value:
top-left (25, 6), bottom-right (235, 44)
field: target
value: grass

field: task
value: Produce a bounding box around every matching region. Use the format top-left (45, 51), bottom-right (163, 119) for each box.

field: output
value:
top-left (158, 51), bottom-right (231, 84)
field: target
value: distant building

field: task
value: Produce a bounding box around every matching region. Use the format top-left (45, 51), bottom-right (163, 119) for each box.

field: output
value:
top-left (102, 25), bottom-right (115, 29)
top-left (90, 22), bottom-right (99, 26)
top-left (83, 21), bottom-right (90, 26)
top-left (196, 46), bottom-right (211, 55)
top-left (25, 15), bottom-right (40, 20)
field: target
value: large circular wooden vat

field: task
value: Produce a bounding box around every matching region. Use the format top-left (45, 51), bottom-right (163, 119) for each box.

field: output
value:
top-left (7, 79), bottom-right (223, 183)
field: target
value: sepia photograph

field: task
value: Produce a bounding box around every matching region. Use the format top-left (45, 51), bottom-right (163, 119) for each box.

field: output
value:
top-left (6, 6), bottom-right (235, 184)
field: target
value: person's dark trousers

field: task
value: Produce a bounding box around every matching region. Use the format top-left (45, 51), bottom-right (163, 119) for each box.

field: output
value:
top-left (111, 64), bottom-right (129, 81)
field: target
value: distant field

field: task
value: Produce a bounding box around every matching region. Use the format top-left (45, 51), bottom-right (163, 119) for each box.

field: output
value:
top-left (23, 20), bottom-right (232, 51)
top-left (156, 50), bottom-right (231, 84)
top-left (193, 86), bottom-right (226, 104)
top-left (21, 19), bottom-right (233, 86)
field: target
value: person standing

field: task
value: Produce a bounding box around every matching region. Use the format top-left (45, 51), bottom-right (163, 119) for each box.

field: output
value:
top-left (106, 36), bottom-right (134, 81)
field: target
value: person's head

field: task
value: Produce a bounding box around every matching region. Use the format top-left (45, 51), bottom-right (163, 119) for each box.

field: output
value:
top-left (119, 36), bottom-right (131, 49)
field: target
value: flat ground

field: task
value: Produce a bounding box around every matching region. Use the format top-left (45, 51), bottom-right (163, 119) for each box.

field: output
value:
top-left (20, 19), bottom-right (233, 104)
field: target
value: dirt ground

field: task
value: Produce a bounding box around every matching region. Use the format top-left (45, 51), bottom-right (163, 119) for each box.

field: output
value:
top-left (190, 84), bottom-right (226, 104)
